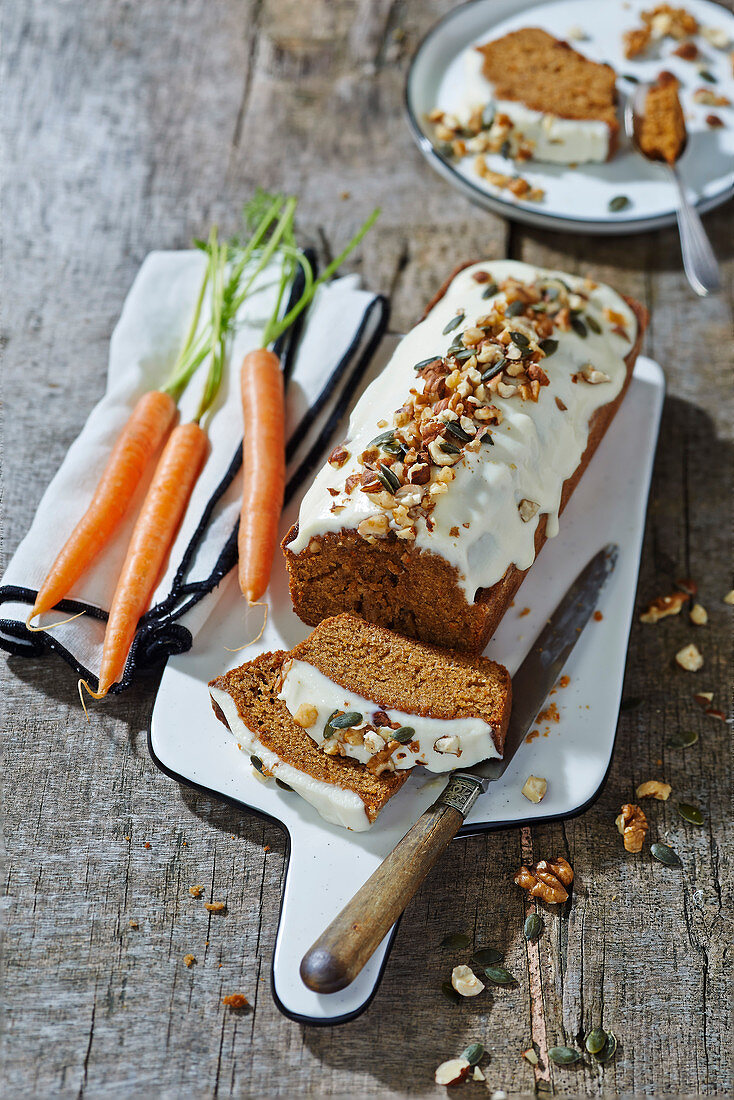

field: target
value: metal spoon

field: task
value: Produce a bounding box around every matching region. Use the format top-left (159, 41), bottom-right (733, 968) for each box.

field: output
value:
top-left (625, 84), bottom-right (720, 297)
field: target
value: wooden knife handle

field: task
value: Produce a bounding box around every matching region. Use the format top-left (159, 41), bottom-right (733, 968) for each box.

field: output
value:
top-left (299, 774), bottom-right (484, 994)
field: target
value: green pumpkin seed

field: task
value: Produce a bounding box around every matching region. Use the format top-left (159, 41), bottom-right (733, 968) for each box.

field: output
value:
top-left (377, 464), bottom-right (401, 494)
top-left (651, 842), bottom-right (682, 867)
top-left (481, 432), bottom-right (494, 445)
top-left (699, 69), bottom-right (717, 83)
top-left (481, 358), bottom-right (507, 382)
top-left (482, 281), bottom-right (499, 299)
top-left (539, 338), bottom-right (558, 356)
top-left (507, 300), bottom-right (525, 317)
top-left (443, 313), bottom-right (465, 335)
top-left (484, 965), bottom-right (514, 985)
top-left (330, 711), bottom-right (363, 729)
top-left (392, 726), bottom-right (415, 744)
top-left (500, 139), bottom-right (511, 159)
top-left (440, 440), bottom-right (461, 455)
top-left (445, 420), bottom-right (473, 443)
top-left (667, 729), bottom-right (698, 749)
top-left (585, 1028), bottom-right (607, 1054)
top-left (509, 330), bottom-right (530, 347)
top-left (441, 980), bottom-right (461, 1004)
top-left (453, 347), bottom-right (475, 363)
top-left (608, 194), bottom-right (631, 213)
top-left (623, 73), bottom-right (639, 83)
top-left (440, 932), bottom-right (471, 950)
top-left (594, 1031), bottom-right (617, 1063)
top-left (251, 756), bottom-right (265, 774)
top-left (382, 440), bottom-right (405, 457)
top-left (523, 913), bottom-right (542, 941)
top-left (482, 104), bottom-right (495, 129)
top-left (369, 429), bottom-right (396, 447)
top-left (276, 778), bottom-right (293, 791)
top-left (462, 1042), bottom-right (484, 1066)
top-left (620, 696), bottom-right (641, 712)
top-left (414, 356), bottom-right (439, 373)
top-left (571, 316), bottom-right (588, 338)
top-left (678, 802), bottom-right (704, 825)
top-left (437, 141), bottom-right (454, 159)
top-left (323, 710), bottom-right (340, 739)
top-left (548, 1046), bottom-right (581, 1065)
top-left (472, 946), bottom-right (503, 967)
top-left (586, 315), bottom-right (602, 334)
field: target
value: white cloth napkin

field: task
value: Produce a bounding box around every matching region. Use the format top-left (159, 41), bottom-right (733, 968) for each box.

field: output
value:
top-left (0, 250), bottom-right (388, 689)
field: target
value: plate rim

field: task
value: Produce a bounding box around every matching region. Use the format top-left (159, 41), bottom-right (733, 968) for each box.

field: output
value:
top-left (404, 0), bottom-right (734, 236)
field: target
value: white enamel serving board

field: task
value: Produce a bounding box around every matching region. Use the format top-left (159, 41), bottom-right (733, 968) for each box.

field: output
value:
top-left (406, 0), bottom-right (734, 234)
top-left (150, 349), bottom-right (664, 1025)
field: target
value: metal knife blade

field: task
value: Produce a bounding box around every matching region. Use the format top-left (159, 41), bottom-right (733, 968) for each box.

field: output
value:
top-left (450, 542), bottom-right (619, 795)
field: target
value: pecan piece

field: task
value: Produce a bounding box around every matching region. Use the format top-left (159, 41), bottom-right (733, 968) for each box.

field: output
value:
top-left (639, 590), bottom-right (688, 622)
top-left (327, 444), bottom-right (350, 469)
top-left (514, 856), bottom-right (574, 903)
top-left (615, 803), bottom-right (648, 852)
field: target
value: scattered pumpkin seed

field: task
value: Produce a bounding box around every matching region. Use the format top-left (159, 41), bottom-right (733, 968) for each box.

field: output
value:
top-left (571, 316), bottom-right (588, 338)
top-left (472, 946), bottom-right (503, 967)
top-left (480, 432), bottom-right (494, 445)
top-left (620, 696), bottom-right (641, 711)
top-left (481, 358), bottom-right (507, 382)
top-left (370, 429), bottom-right (396, 447)
top-left (594, 1031), bottom-right (617, 1063)
top-left (251, 756), bottom-right (265, 774)
top-left (443, 313), bottom-right (465, 334)
top-left (482, 281), bottom-right (499, 298)
top-left (539, 338), bottom-right (558, 356)
top-left (330, 711), bottom-right (363, 729)
top-left (509, 330), bottom-right (530, 347)
top-left (392, 726), bottom-right (415, 743)
top-left (678, 802), bottom-right (704, 825)
top-left (585, 1028), bottom-right (607, 1054)
top-left (623, 72), bottom-right (639, 82)
top-left (507, 299), bottom-right (525, 317)
top-left (378, 464), bottom-right (401, 493)
top-left (484, 965), bottom-right (514, 985)
top-left (440, 440), bottom-right (461, 455)
top-left (445, 420), bottom-right (473, 443)
top-left (462, 1042), bottom-right (485, 1066)
top-left (667, 729), bottom-right (698, 749)
top-left (586, 314), bottom-right (602, 334)
top-left (482, 104), bottom-right (495, 129)
top-left (548, 1046), bottom-right (581, 1065)
top-left (500, 139), bottom-right (511, 158)
top-left (436, 141), bottom-right (454, 159)
top-left (441, 980), bottom-right (462, 1004)
top-left (323, 710), bottom-right (340, 739)
top-left (699, 69), bottom-right (717, 83)
top-left (440, 932), bottom-right (472, 950)
top-left (651, 842), bottom-right (682, 867)
top-left (523, 913), bottom-right (542, 941)
top-left (608, 194), bottom-right (631, 213)
top-left (275, 778), bottom-right (293, 792)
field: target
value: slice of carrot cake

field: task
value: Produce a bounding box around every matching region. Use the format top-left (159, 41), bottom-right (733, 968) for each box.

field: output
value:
top-left (430, 27), bottom-right (619, 165)
top-left (278, 614), bottom-right (511, 773)
top-left (638, 71), bottom-right (687, 164)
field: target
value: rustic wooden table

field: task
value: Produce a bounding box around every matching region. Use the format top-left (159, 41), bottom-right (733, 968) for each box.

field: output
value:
top-left (2, 1), bottom-right (732, 1095)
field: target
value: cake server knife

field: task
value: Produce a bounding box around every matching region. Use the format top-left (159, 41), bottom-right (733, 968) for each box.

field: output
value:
top-left (300, 543), bottom-right (619, 993)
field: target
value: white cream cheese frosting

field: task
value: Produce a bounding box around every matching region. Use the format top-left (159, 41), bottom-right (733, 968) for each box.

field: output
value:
top-left (210, 685), bottom-right (371, 832)
top-left (287, 259), bottom-right (635, 600)
top-left (458, 47), bottom-right (610, 165)
top-left (277, 658), bottom-right (500, 773)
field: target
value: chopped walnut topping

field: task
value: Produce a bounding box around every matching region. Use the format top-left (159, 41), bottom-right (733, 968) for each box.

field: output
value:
top-left (578, 364), bottom-right (611, 385)
top-left (640, 590), bottom-right (689, 622)
top-left (518, 498), bottom-right (540, 523)
top-left (636, 779), bottom-right (672, 800)
top-left (515, 856), bottom-right (574, 903)
top-left (434, 735), bottom-right (460, 755)
top-left (642, 3), bottom-right (698, 40)
top-left (616, 803), bottom-right (648, 852)
top-left (676, 643), bottom-right (703, 670)
top-left (327, 444), bottom-right (350, 469)
top-left (451, 964), bottom-right (485, 997)
top-left (293, 703), bottom-right (319, 729)
top-left (689, 603), bottom-right (708, 625)
top-left (357, 514), bottom-right (389, 540)
top-left (693, 88), bottom-right (731, 106)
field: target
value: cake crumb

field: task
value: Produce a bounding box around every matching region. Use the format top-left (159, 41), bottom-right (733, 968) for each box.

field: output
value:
top-left (188, 884), bottom-right (204, 898)
top-left (593, 610), bottom-right (603, 621)
top-left (519, 607), bottom-right (531, 617)
top-left (183, 954), bottom-right (196, 968)
top-left (205, 901), bottom-right (227, 913)
top-left (263, 845), bottom-right (271, 853)
top-left (128, 919), bottom-right (139, 929)
top-left (144, 842), bottom-right (151, 849)
top-left (222, 993), bottom-right (249, 1009)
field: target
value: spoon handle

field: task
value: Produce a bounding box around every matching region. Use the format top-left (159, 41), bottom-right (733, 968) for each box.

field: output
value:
top-left (670, 166), bottom-right (721, 297)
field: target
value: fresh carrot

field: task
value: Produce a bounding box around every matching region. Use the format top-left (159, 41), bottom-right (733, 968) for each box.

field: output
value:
top-left (83, 422), bottom-right (208, 697)
top-left (237, 349), bottom-right (285, 604)
top-left (29, 390), bottom-right (177, 622)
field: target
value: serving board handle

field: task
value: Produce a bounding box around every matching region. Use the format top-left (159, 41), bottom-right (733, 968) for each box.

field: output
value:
top-left (299, 798), bottom-right (466, 994)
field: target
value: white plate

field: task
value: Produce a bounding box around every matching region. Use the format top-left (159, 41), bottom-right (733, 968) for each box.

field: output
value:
top-left (149, 348), bottom-right (664, 1024)
top-left (405, 0), bottom-right (734, 234)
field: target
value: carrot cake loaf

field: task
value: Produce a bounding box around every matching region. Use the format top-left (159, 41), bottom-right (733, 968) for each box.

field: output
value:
top-left (278, 614), bottom-right (511, 773)
top-left (209, 653), bottom-right (409, 832)
top-left (282, 259), bottom-right (646, 653)
top-left (638, 71), bottom-right (687, 164)
top-left (429, 27), bottom-right (619, 165)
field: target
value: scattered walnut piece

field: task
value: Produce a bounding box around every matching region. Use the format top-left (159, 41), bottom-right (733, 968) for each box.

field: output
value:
top-left (514, 857), bottom-right (574, 904)
top-left (616, 803), bottom-right (648, 852)
top-left (518, 498), bottom-right (540, 523)
top-left (689, 603), bottom-right (708, 625)
top-left (473, 1066), bottom-right (486, 1081)
top-left (293, 702), bottom-right (319, 729)
top-left (188, 884), bottom-right (204, 898)
top-left (693, 88), bottom-right (731, 107)
top-left (724, 590), bottom-right (734, 605)
top-left (701, 25), bottom-right (730, 49)
top-left (183, 953), bottom-right (196, 968)
top-left (451, 964), bottom-right (485, 997)
top-left (636, 779), bottom-right (672, 800)
top-left (128, 919), bottom-right (139, 929)
top-left (624, 25), bottom-right (651, 58)
top-left (521, 775), bottom-right (547, 804)
top-left (640, 590), bottom-right (688, 622)
top-left (327, 444), bottom-right (350, 469)
top-left (205, 901), bottom-right (227, 913)
top-left (673, 40), bottom-right (698, 59)
top-left (522, 1048), bottom-right (539, 1065)
top-left (675, 643), bottom-right (703, 671)
top-left (693, 691), bottom-right (714, 707)
top-left (222, 993), bottom-right (249, 1009)
top-left (706, 114), bottom-right (724, 128)
top-left (435, 1058), bottom-right (471, 1086)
